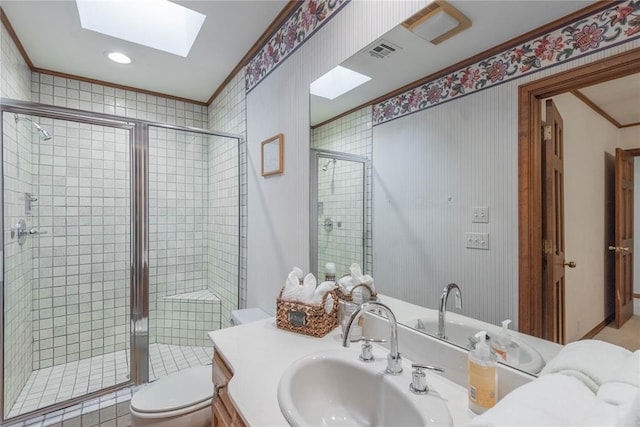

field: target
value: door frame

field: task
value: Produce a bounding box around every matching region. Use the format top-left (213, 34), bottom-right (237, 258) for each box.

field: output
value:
top-left (518, 47), bottom-right (640, 337)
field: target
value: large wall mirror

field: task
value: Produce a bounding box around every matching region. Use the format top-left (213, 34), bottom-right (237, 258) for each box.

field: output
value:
top-left (309, 0), bottom-right (640, 376)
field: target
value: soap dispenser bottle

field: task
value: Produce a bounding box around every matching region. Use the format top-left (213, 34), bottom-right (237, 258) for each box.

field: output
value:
top-left (492, 319), bottom-right (520, 365)
top-left (468, 331), bottom-right (498, 414)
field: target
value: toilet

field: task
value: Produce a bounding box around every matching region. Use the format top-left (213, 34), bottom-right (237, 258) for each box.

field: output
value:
top-left (130, 307), bottom-right (270, 427)
top-left (230, 307), bottom-right (271, 326)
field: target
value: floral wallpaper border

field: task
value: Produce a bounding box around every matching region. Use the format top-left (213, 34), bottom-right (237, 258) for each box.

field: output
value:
top-left (373, 1), bottom-right (640, 126)
top-left (245, 0), bottom-right (350, 93)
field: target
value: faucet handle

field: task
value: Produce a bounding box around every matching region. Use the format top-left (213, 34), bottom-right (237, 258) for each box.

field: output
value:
top-left (359, 338), bottom-right (386, 362)
top-left (410, 364), bottom-right (445, 395)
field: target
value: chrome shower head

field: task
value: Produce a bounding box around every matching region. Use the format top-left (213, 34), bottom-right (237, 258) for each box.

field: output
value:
top-left (321, 158), bottom-right (336, 171)
top-left (33, 123), bottom-right (52, 141)
top-left (14, 114), bottom-right (52, 141)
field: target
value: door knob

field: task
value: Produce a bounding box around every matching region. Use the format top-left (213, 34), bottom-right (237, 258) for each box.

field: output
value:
top-left (608, 246), bottom-right (630, 253)
top-left (563, 261), bottom-right (576, 268)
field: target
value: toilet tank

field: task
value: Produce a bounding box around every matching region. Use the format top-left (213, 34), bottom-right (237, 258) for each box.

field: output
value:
top-left (230, 308), bottom-right (270, 326)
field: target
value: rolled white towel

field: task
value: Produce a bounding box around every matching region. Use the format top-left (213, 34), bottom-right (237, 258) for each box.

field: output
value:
top-left (337, 276), bottom-right (351, 290)
top-left (298, 273), bottom-right (316, 303)
top-left (281, 271), bottom-right (301, 301)
top-left (540, 339), bottom-right (632, 393)
top-left (594, 382), bottom-right (640, 426)
top-left (292, 266), bottom-right (304, 281)
top-left (313, 281), bottom-right (336, 313)
top-left (609, 350), bottom-right (640, 388)
top-left (361, 274), bottom-right (375, 292)
top-left (349, 263), bottom-right (364, 284)
top-left (468, 374), bottom-right (596, 427)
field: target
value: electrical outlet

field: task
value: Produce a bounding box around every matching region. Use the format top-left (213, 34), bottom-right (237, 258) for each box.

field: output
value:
top-left (465, 232), bottom-right (489, 250)
top-left (472, 206), bottom-right (489, 223)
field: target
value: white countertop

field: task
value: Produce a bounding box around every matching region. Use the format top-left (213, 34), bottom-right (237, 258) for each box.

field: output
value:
top-left (208, 318), bottom-right (474, 426)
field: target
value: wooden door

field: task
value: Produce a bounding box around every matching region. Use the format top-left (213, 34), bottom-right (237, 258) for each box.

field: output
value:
top-left (613, 148), bottom-right (634, 328)
top-left (542, 99), bottom-right (566, 344)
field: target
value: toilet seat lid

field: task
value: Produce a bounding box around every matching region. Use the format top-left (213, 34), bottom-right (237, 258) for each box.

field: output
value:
top-left (131, 365), bottom-right (213, 413)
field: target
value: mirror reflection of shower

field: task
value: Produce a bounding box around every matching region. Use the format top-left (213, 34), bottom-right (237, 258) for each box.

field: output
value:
top-left (322, 158), bottom-right (337, 193)
top-left (321, 158), bottom-right (336, 171)
top-left (14, 114), bottom-right (52, 140)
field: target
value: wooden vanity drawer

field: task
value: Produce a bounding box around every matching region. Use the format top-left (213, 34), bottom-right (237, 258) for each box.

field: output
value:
top-left (212, 352), bottom-right (246, 427)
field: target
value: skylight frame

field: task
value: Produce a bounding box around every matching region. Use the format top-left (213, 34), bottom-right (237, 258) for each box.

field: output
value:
top-left (76, 0), bottom-right (206, 58)
top-left (310, 66), bottom-right (372, 100)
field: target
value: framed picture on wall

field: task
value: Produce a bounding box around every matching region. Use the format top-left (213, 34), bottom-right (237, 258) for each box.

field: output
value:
top-left (261, 133), bottom-right (284, 177)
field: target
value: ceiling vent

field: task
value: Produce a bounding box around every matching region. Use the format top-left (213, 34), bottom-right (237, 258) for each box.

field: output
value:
top-left (365, 39), bottom-right (402, 59)
top-left (401, 0), bottom-right (471, 45)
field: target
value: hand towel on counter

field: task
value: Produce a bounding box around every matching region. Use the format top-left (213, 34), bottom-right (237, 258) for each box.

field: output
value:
top-left (539, 339), bottom-right (632, 393)
top-left (468, 374), bottom-right (596, 427)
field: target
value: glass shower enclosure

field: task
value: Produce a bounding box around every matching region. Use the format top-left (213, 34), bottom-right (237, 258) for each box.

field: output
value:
top-left (0, 99), bottom-right (241, 422)
top-left (310, 149), bottom-right (368, 278)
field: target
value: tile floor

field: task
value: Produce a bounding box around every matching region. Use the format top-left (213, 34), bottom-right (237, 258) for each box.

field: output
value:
top-left (8, 343), bottom-right (212, 419)
top-left (593, 314), bottom-right (640, 351)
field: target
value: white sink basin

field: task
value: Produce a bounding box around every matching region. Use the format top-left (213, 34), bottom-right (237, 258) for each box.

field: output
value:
top-left (411, 318), bottom-right (546, 374)
top-left (278, 350), bottom-right (452, 427)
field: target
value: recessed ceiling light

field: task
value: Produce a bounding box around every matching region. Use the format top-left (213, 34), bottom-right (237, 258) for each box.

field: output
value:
top-left (310, 66), bottom-right (372, 100)
top-left (76, 0), bottom-right (206, 57)
top-left (106, 51), bottom-right (133, 64)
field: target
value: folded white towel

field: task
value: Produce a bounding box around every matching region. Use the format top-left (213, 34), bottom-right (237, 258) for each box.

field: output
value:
top-left (578, 398), bottom-right (626, 427)
top-left (361, 274), bottom-right (375, 292)
top-left (595, 382), bottom-right (640, 426)
top-left (337, 276), bottom-right (351, 290)
top-left (598, 382), bottom-right (639, 406)
top-left (468, 374), bottom-right (596, 427)
top-left (540, 339), bottom-right (632, 393)
top-left (298, 273), bottom-right (316, 303)
top-left (313, 281), bottom-right (336, 313)
top-left (609, 350), bottom-right (640, 388)
top-left (281, 270), bottom-right (301, 301)
top-left (292, 266), bottom-right (304, 281)
top-left (350, 263), bottom-right (364, 285)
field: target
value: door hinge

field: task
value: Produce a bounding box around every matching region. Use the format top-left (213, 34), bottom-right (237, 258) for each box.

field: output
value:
top-left (543, 125), bottom-right (552, 141)
top-left (543, 239), bottom-right (553, 255)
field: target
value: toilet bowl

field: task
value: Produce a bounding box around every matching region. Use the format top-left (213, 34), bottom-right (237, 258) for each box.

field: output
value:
top-left (230, 307), bottom-right (270, 326)
top-left (130, 365), bottom-right (213, 427)
top-left (130, 308), bottom-right (270, 426)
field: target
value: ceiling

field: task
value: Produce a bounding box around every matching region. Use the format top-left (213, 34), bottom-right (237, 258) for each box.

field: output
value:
top-left (577, 73), bottom-right (640, 127)
top-left (3, 0), bottom-right (631, 122)
top-left (1, 0), bottom-right (289, 103)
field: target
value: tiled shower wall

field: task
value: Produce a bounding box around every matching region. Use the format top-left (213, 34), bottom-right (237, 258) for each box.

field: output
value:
top-left (207, 72), bottom-right (246, 319)
top-left (311, 107), bottom-right (372, 277)
top-left (1, 19), bottom-right (34, 413)
top-left (2, 114), bottom-right (34, 413)
top-left (31, 119), bottom-right (131, 369)
top-left (148, 128), bottom-right (214, 343)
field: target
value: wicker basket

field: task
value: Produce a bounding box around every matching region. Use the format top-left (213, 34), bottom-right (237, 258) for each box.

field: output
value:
top-left (276, 288), bottom-right (339, 337)
top-left (336, 282), bottom-right (377, 302)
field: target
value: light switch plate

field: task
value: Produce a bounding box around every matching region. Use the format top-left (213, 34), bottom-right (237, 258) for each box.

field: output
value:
top-left (465, 232), bottom-right (489, 250)
top-left (472, 206), bottom-right (489, 223)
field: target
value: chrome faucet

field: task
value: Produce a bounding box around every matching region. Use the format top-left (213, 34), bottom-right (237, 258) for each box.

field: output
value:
top-left (342, 301), bottom-right (402, 375)
top-left (438, 283), bottom-right (462, 340)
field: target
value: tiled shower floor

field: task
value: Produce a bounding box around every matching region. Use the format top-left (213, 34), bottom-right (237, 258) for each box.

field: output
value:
top-left (8, 343), bottom-right (212, 418)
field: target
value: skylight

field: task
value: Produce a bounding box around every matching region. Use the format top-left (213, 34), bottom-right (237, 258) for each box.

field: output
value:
top-left (76, 0), bottom-right (206, 57)
top-left (310, 66), bottom-right (372, 100)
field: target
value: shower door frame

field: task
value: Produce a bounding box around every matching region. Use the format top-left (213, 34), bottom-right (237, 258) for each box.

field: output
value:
top-left (0, 99), bottom-right (243, 423)
top-left (309, 148), bottom-right (369, 279)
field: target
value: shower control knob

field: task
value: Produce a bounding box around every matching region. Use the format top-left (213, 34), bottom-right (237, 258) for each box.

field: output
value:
top-left (28, 228), bottom-right (47, 236)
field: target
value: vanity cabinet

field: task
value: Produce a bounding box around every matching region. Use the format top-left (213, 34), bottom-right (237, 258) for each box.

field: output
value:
top-left (212, 352), bottom-right (246, 427)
